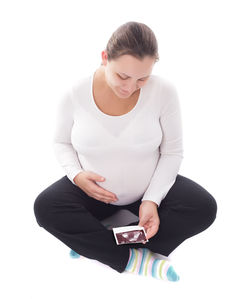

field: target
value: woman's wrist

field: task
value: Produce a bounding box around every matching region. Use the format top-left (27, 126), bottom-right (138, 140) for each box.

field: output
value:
top-left (141, 200), bottom-right (158, 208)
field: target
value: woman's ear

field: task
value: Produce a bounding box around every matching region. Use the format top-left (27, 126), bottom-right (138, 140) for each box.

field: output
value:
top-left (101, 50), bottom-right (109, 66)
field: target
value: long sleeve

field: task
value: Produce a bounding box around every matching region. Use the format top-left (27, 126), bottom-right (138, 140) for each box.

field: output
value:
top-left (52, 89), bottom-right (84, 185)
top-left (141, 83), bottom-right (184, 207)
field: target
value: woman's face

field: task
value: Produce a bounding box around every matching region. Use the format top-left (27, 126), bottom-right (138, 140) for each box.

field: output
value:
top-left (101, 51), bottom-right (156, 99)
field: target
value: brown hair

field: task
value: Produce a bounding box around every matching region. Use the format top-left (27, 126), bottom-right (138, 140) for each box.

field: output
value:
top-left (105, 21), bottom-right (159, 63)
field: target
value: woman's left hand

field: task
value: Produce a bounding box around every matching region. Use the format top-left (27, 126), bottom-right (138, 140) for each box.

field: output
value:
top-left (138, 200), bottom-right (160, 242)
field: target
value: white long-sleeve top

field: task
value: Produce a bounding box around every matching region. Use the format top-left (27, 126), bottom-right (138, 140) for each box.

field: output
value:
top-left (53, 72), bottom-right (184, 207)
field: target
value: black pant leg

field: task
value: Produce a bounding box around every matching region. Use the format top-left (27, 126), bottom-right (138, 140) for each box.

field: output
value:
top-left (33, 175), bottom-right (130, 273)
top-left (122, 174), bottom-right (218, 255)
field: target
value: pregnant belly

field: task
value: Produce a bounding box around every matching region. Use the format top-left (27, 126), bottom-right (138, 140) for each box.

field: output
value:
top-left (78, 152), bottom-right (160, 205)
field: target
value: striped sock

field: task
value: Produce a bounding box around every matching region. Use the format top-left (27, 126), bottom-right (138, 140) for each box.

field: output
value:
top-left (125, 248), bottom-right (180, 282)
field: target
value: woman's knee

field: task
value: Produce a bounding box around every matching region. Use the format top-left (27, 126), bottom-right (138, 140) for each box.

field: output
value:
top-left (199, 192), bottom-right (218, 228)
top-left (33, 189), bottom-right (55, 227)
top-left (183, 175), bottom-right (218, 226)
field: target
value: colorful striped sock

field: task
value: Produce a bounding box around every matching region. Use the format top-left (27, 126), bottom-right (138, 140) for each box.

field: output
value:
top-left (125, 248), bottom-right (180, 282)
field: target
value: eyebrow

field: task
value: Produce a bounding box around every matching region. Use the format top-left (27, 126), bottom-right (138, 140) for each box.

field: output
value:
top-left (120, 72), bottom-right (150, 79)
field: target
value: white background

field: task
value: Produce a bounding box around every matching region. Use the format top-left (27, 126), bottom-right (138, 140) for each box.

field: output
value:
top-left (1, 0), bottom-right (249, 298)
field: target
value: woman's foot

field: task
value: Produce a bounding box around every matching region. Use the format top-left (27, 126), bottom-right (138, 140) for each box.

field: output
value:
top-left (69, 249), bottom-right (84, 259)
top-left (125, 248), bottom-right (180, 282)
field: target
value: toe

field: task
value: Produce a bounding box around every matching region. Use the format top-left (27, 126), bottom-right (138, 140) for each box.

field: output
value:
top-left (166, 265), bottom-right (180, 282)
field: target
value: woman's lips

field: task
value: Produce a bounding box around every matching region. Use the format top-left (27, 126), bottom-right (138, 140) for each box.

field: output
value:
top-left (120, 89), bottom-right (130, 95)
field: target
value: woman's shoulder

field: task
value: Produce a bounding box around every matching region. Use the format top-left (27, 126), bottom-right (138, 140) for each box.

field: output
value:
top-left (70, 75), bottom-right (92, 95)
top-left (148, 75), bottom-right (180, 112)
top-left (149, 74), bottom-right (177, 91)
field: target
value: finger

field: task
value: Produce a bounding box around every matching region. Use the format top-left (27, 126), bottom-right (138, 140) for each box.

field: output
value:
top-left (97, 190), bottom-right (117, 201)
top-left (96, 185), bottom-right (117, 199)
top-left (93, 191), bottom-right (116, 202)
top-left (146, 226), bottom-right (158, 240)
top-left (138, 219), bottom-right (147, 227)
top-left (103, 196), bottom-right (116, 202)
top-left (100, 192), bottom-right (116, 200)
top-left (93, 195), bottom-right (113, 203)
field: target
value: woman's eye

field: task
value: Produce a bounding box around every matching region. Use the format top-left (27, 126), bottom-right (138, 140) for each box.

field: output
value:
top-left (117, 74), bottom-right (146, 81)
top-left (118, 74), bottom-right (127, 80)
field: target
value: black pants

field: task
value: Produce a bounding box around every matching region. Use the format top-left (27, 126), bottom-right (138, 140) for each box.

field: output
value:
top-left (33, 174), bottom-right (217, 273)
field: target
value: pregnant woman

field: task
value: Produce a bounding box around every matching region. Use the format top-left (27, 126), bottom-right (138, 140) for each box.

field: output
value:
top-left (33, 21), bottom-right (217, 282)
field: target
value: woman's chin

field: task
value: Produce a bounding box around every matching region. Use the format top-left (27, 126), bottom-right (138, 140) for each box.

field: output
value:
top-left (114, 89), bottom-right (131, 98)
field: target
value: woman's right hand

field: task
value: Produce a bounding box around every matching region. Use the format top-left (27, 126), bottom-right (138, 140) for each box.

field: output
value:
top-left (73, 171), bottom-right (118, 204)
